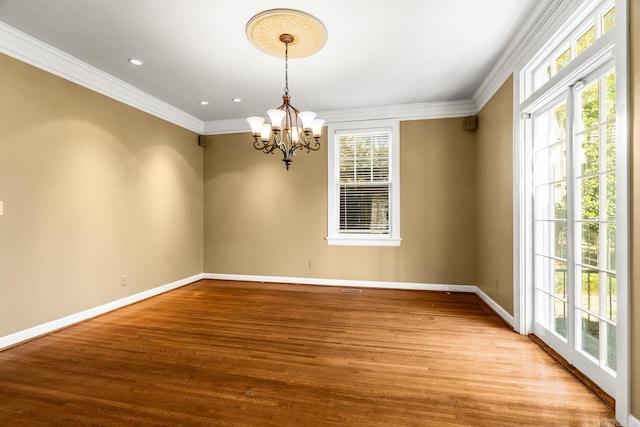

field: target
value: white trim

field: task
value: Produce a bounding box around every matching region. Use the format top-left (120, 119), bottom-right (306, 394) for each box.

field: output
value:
top-left (0, 273), bottom-right (204, 351)
top-left (202, 118), bottom-right (250, 135)
top-left (613, 0), bottom-right (630, 423)
top-left (325, 236), bottom-right (402, 247)
top-left (513, 71), bottom-right (529, 335)
top-left (202, 100), bottom-right (477, 135)
top-left (0, 21), bottom-right (203, 134)
top-left (205, 273), bottom-right (514, 327)
top-left (475, 287), bottom-right (515, 327)
top-left (319, 100), bottom-right (477, 124)
top-left (204, 273), bottom-right (475, 293)
top-left (628, 414), bottom-right (640, 427)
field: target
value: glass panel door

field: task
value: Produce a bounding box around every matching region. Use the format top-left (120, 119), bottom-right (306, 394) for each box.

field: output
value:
top-left (531, 64), bottom-right (616, 395)
top-left (532, 96), bottom-right (572, 360)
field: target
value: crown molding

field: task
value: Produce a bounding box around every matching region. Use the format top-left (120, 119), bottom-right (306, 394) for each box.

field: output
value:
top-left (202, 100), bottom-right (476, 135)
top-left (0, 21), bottom-right (204, 134)
top-left (472, 0), bottom-right (559, 111)
top-left (472, 0), bottom-right (590, 112)
top-left (2, 0), bottom-right (572, 138)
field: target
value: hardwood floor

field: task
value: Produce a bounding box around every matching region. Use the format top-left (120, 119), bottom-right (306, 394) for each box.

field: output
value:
top-left (0, 280), bottom-right (615, 426)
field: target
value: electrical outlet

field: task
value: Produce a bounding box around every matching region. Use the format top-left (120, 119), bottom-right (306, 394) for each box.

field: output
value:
top-left (496, 279), bottom-right (499, 290)
top-left (308, 260), bottom-right (315, 269)
top-left (121, 275), bottom-right (128, 287)
top-left (0, 201), bottom-right (3, 216)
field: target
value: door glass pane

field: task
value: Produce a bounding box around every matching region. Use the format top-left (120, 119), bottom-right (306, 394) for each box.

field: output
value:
top-left (605, 273), bottom-right (616, 322)
top-left (554, 261), bottom-right (568, 299)
top-left (534, 142), bottom-right (567, 182)
top-left (579, 266), bottom-right (600, 315)
top-left (578, 176), bottom-right (599, 219)
top-left (578, 81), bottom-right (599, 131)
top-left (577, 130), bottom-right (599, 175)
top-left (553, 297), bottom-right (568, 339)
top-left (606, 322), bottom-right (616, 371)
top-left (604, 72), bottom-right (616, 120)
top-left (580, 222), bottom-right (599, 267)
top-left (579, 310), bottom-right (600, 360)
top-left (535, 183), bottom-right (568, 220)
top-left (605, 224), bottom-right (616, 271)
top-left (534, 255), bottom-right (553, 293)
top-left (605, 124), bottom-right (616, 171)
top-left (535, 220), bottom-right (567, 259)
top-left (535, 289), bottom-right (550, 329)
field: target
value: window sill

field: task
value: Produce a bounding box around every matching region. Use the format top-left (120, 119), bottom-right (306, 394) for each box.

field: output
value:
top-left (326, 236), bottom-right (402, 247)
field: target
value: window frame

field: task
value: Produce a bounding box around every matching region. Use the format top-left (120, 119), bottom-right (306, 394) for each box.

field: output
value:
top-left (326, 119), bottom-right (401, 246)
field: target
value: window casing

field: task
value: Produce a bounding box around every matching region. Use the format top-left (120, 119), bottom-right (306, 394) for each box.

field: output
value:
top-left (327, 119), bottom-right (400, 246)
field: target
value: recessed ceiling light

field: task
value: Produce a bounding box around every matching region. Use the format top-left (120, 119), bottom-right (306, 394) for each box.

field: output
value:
top-left (232, 97), bottom-right (242, 103)
top-left (128, 58), bottom-right (143, 66)
top-left (199, 101), bottom-right (209, 106)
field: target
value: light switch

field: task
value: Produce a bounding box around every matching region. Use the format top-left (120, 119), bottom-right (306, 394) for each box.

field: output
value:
top-left (0, 201), bottom-right (3, 216)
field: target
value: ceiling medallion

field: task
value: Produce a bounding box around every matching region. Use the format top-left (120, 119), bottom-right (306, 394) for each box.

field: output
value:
top-left (245, 9), bottom-right (327, 58)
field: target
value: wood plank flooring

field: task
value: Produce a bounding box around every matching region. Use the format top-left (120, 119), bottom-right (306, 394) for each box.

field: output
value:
top-left (0, 280), bottom-right (615, 426)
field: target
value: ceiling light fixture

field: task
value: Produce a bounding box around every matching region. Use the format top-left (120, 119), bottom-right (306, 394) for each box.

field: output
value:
top-left (232, 97), bottom-right (242, 103)
top-left (128, 58), bottom-right (143, 66)
top-left (199, 100), bottom-right (209, 106)
top-left (245, 9), bottom-right (327, 170)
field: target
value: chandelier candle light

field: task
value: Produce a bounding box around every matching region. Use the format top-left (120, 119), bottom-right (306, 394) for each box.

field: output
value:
top-left (245, 9), bottom-right (327, 170)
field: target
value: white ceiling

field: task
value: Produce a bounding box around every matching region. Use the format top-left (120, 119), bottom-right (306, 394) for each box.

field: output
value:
top-left (0, 0), bottom-right (538, 130)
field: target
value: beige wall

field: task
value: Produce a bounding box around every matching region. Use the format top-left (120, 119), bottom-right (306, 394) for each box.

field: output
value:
top-left (475, 76), bottom-right (514, 315)
top-left (203, 119), bottom-right (477, 285)
top-left (0, 53), bottom-right (204, 336)
top-left (631, 0), bottom-right (640, 417)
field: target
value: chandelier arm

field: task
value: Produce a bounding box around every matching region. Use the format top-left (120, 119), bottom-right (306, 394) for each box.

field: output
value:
top-left (292, 139), bottom-right (321, 153)
top-left (306, 140), bottom-right (321, 151)
top-left (253, 136), bottom-right (281, 155)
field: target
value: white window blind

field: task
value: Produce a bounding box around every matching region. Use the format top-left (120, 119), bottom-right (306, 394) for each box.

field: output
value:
top-left (327, 119), bottom-right (400, 246)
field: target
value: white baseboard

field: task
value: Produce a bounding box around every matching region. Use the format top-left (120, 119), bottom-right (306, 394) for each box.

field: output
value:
top-left (204, 273), bottom-right (477, 293)
top-left (475, 287), bottom-right (515, 327)
top-left (0, 273), bottom-right (204, 351)
top-left (629, 414), bottom-right (640, 427)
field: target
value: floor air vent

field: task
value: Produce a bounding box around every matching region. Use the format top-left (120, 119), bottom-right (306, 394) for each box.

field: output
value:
top-left (341, 288), bottom-right (362, 294)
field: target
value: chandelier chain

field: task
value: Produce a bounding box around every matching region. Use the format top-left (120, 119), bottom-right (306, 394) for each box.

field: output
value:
top-left (284, 41), bottom-right (289, 96)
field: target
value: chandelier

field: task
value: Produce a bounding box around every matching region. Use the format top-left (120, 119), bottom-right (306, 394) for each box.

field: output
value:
top-left (245, 10), bottom-right (327, 170)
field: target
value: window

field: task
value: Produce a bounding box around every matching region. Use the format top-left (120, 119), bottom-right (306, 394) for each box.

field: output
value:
top-left (527, 1), bottom-right (615, 97)
top-left (327, 120), bottom-right (400, 246)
